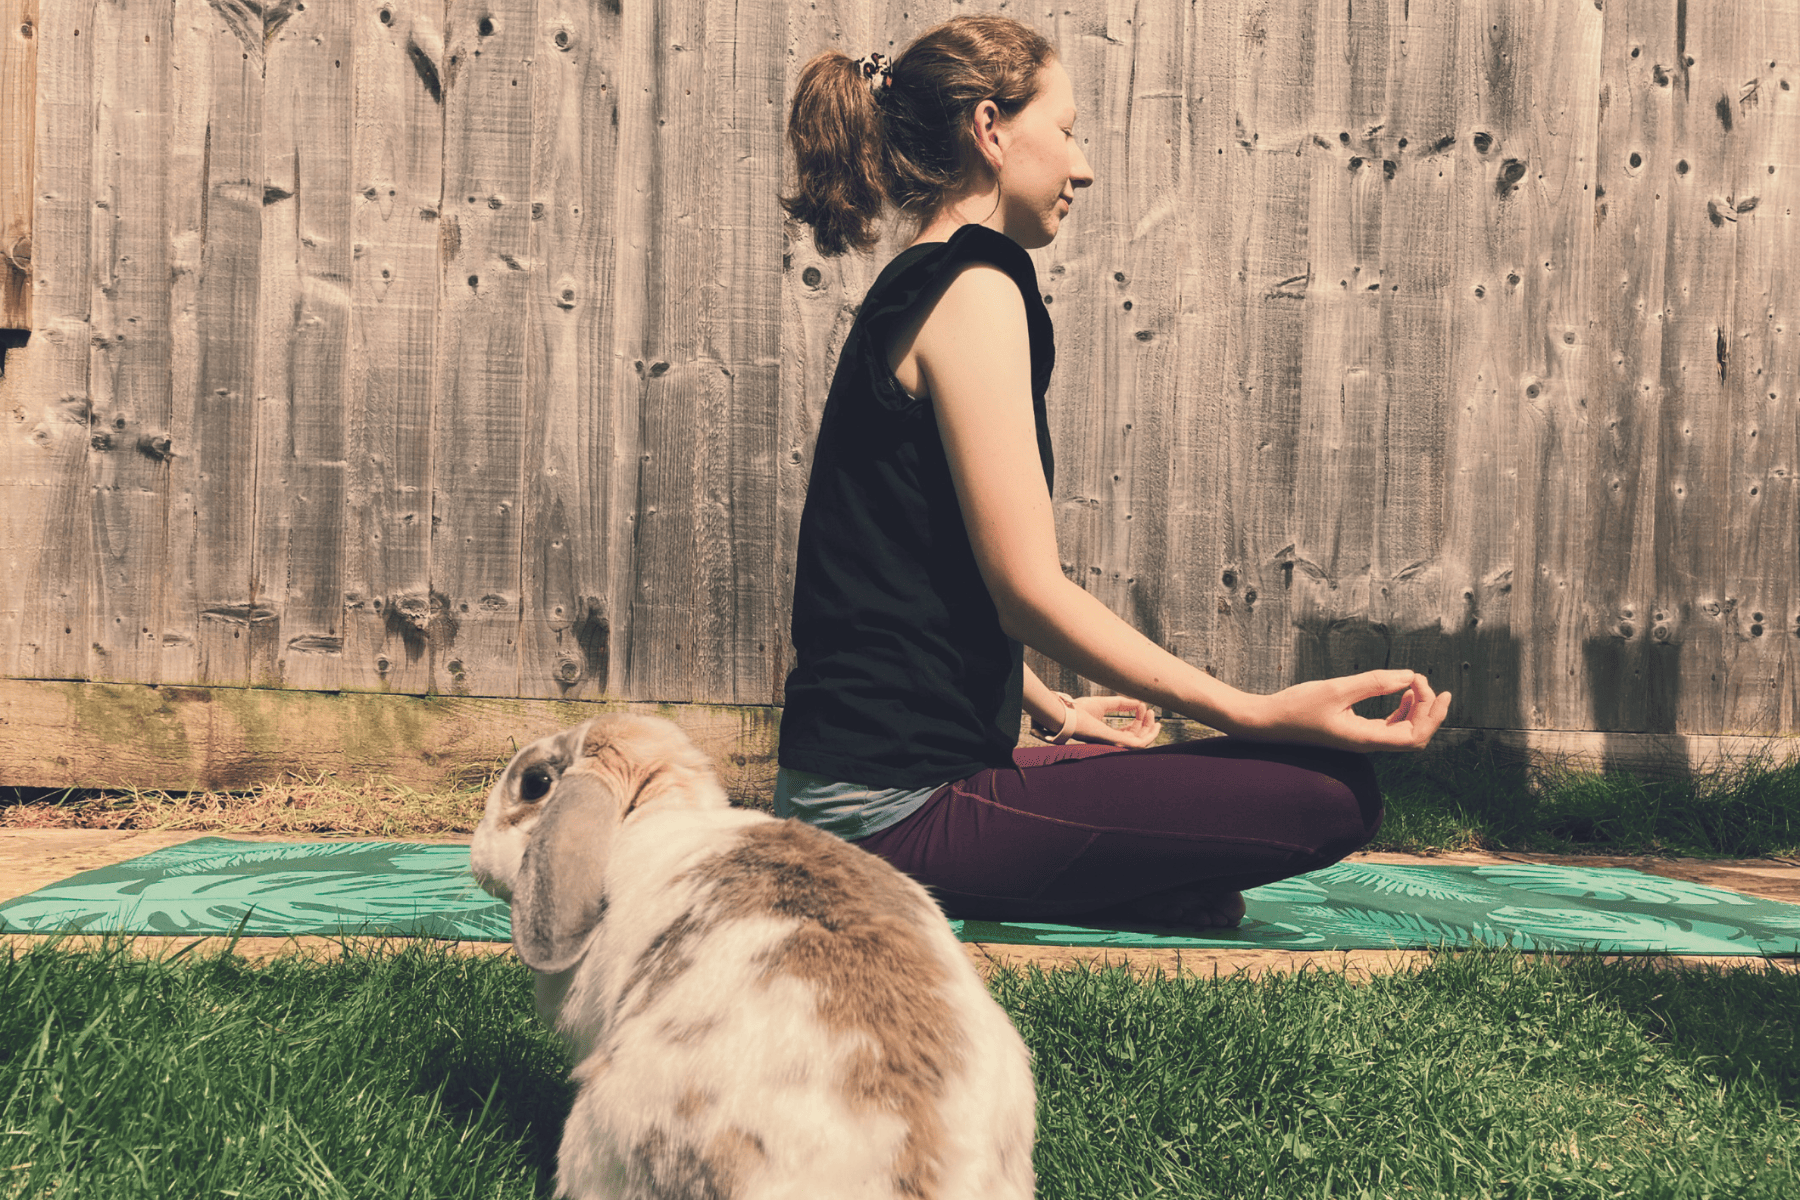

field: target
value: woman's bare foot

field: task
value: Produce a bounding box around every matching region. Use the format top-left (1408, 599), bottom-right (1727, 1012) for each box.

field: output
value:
top-left (1118, 887), bottom-right (1246, 929)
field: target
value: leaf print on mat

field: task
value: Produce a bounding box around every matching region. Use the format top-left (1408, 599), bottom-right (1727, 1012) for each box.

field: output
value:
top-left (1757, 912), bottom-right (1800, 933)
top-left (1243, 876), bottom-right (1330, 904)
top-left (1285, 904), bottom-right (1503, 949)
top-left (1475, 866), bottom-right (1754, 906)
top-left (157, 842), bottom-right (400, 879)
top-left (1307, 863), bottom-right (1501, 904)
top-left (1486, 907), bottom-right (1765, 954)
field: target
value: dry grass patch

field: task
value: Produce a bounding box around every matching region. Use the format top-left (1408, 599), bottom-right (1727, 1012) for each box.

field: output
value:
top-left (0, 773), bottom-right (492, 837)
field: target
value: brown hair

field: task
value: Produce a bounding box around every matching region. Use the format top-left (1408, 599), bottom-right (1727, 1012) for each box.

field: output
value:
top-left (782, 16), bottom-right (1057, 257)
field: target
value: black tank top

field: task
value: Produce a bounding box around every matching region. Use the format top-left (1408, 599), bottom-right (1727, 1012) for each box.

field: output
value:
top-left (778, 224), bottom-right (1056, 788)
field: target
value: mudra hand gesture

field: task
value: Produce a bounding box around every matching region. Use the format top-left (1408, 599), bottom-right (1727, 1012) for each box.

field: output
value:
top-left (1239, 670), bottom-right (1451, 753)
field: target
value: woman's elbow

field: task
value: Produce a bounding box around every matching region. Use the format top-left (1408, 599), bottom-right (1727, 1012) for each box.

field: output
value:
top-left (989, 576), bottom-right (1067, 644)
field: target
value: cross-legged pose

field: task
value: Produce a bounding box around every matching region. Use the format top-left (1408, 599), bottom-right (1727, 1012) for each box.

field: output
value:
top-left (776, 16), bottom-right (1451, 927)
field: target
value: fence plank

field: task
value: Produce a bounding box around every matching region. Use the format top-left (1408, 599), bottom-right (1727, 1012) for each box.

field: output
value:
top-left (343, 0), bottom-right (445, 695)
top-left (1287, 0), bottom-right (1399, 699)
top-left (255, 0), bottom-right (355, 692)
top-left (1657, 2), bottom-right (1747, 735)
top-left (185, 0), bottom-right (266, 686)
top-left (1514, 0), bottom-right (1605, 731)
top-left (10, 0), bottom-right (96, 683)
top-left (699, 0), bottom-right (784, 704)
top-left (515, 0), bottom-right (619, 701)
top-left (612, 0), bottom-right (709, 702)
top-left (1040, 1), bottom-right (1188, 700)
top-left (85, 0), bottom-right (173, 685)
top-left (1371, 0), bottom-right (1460, 710)
top-left (155, 0), bottom-right (213, 687)
top-left (1584, 0), bottom-right (1677, 734)
top-left (431, 0), bottom-right (535, 697)
top-left (1214, 0), bottom-right (1317, 699)
top-left (1158, 0), bottom-right (1237, 693)
top-left (1427, 0), bottom-right (1535, 732)
top-left (1, 0), bottom-right (33, 329)
top-left (1721, 1), bottom-right (1800, 732)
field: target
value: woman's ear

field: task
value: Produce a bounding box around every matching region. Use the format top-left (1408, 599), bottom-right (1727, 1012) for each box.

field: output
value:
top-left (969, 98), bottom-right (1005, 175)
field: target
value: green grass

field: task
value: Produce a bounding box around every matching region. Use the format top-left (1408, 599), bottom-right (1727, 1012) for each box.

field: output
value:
top-left (1371, 739), bottom-right (1800, 858)
top-left (2, 939), bottom-right (1795, 1198)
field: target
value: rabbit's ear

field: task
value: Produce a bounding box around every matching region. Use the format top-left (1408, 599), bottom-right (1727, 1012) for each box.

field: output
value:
top-left (511, 768), bottom-right (620, 973)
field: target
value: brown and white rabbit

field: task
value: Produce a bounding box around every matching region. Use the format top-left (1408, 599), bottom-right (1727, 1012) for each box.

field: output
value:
top-left (469, 714), bottom-right (1036, 1200)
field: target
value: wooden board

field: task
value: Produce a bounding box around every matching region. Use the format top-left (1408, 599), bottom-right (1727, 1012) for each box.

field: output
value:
top-left (0, 677), bottom-right (784, 803)
top-left (0, 0), bottom-right (33, 329)
top-left (184, 0), bottom-right (267, 687)
top-left (430, 0), bottom-right (536, 699)
top-left (86, 0), bottom-right (173, 685)
top-left (514, 0), bottom-right (620, 702)
top-left (9, 0), bottom-right (96, 683)
top-left (255, 0), bottom-right (356, 694)
top-left (342, 0), bottom-right (447, 697)
top-left (1720, 2), bottom-right (1800, 733)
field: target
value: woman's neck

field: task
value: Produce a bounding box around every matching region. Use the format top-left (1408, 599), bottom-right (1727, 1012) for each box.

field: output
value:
top-left (910, 186), bottom-right (1006, 248)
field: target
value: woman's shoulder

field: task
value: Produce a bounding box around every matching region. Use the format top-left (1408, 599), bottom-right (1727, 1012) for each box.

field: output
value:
top-left (862, 224), bottom-right (1042, 329)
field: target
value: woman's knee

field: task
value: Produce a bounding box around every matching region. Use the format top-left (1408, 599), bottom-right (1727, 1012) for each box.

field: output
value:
top-left (1309, 748), bottom-right (1384, 856)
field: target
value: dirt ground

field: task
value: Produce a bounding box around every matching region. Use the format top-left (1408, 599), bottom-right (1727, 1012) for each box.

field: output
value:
top-left (2, 829), bottom-right (1796, 978)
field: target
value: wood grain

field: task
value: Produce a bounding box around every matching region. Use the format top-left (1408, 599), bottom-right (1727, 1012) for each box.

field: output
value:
top-left (258, 1), bottom-right (355, 693)
top-left (0, 677), bottom-right (783, 805)
top-left (86, 0), bottom-right (173, 685)
top-left (1720, 1), bottom-right (1800, 733)
top-left (1220, 0), bottom-right (1317, 699)
top-left (186, 0), bottom-right (266, 687)
top-left (700, 0), bottom-right (785, 704)
top-left (343, 0), bottom-right (446, 696)
top-left (1515, 0), bottom-right (1604, 732)
top-left (430, 0), bottom-right (535, 698)
top-left (1371, 0), bottom-right (1461, 716)
top-left (10, 0), bottom-right (96, 683)
top-left (1658, 2), bottom-right (1746, 736)
top-left (515, 0), bottom-right (618, 702)
top-left (0, 0), bottom-right (33, 329)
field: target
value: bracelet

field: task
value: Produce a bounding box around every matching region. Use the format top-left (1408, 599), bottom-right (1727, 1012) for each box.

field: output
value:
top-left (1036, 691), bottom-right (1078, 745)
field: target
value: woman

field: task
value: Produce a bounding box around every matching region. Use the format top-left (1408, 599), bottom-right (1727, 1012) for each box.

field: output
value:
top-left (776, 16), bottom-right (1450, 928)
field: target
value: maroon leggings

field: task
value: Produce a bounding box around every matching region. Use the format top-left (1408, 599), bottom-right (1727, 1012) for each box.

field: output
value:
top-left (853, 739), bottom-right (1383, 921)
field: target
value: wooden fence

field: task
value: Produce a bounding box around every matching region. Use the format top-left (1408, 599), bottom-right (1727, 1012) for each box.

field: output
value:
top-left (1, 0), bottom-right (1798, 788)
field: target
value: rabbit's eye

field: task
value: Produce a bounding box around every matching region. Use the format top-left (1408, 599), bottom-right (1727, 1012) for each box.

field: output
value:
top-left (519, 766), bottom-right (555, 802)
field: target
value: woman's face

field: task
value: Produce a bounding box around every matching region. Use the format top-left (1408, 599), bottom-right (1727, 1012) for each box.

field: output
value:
top-left (990, 59), bottom-right (1094, 249)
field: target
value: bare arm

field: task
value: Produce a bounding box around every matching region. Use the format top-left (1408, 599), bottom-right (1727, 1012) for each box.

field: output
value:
top-left (910, 264), bottom-right (1450, 751)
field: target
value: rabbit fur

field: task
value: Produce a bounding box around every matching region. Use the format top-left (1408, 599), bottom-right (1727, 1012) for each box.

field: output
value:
top-left (470, 714), bottom-right (1036, 1200)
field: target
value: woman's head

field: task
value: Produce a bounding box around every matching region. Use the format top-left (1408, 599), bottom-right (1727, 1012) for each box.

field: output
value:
top-left (783, 15), bottom-right (1083, 255)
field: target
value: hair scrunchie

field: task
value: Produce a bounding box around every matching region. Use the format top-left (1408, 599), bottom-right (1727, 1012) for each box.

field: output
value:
top-left (854, 52), bottom-right (894, 97)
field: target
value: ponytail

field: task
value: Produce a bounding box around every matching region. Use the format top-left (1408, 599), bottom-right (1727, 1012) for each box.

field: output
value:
top-left (783, 17), bottom-right (1058, 257)
top-left (781, 53), bottom-right (889, 257)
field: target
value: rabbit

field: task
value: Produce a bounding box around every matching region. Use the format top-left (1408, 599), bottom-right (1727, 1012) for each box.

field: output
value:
top-left (469, 713), bottom-right (1036, 1200)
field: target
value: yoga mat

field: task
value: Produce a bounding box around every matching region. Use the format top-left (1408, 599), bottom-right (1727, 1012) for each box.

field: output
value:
top-left (3, 837), bottom-right (1798, 956)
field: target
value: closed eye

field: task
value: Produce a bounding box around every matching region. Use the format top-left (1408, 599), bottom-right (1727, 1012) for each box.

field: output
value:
top-left (519, 765), bottom-right (555, 802)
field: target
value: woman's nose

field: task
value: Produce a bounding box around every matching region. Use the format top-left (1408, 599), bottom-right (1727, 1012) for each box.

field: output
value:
top-left (1071, 144), bottom-right (1095, 188)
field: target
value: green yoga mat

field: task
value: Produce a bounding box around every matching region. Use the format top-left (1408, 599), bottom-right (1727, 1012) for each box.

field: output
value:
top-left (3, 837), bottom-right (1798, 956)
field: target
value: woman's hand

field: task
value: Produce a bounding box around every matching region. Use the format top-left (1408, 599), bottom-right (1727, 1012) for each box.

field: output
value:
top-left (1237, 670), bottom-right (1451, 752)
top-left (1066, 694), bottom-right (1161, 748)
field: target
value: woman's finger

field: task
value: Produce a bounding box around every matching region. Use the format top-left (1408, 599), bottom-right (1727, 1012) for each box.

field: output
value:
top-left (1346, 669), bottom-right (1418, 704)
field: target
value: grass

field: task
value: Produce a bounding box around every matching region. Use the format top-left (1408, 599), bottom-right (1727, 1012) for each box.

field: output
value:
top-left (0, 938), bottom-right (1795, 1198)
top-left (0, 773), bottom-right (493, 839)
top-left (1369, 738), bottom-right (1800, 859)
